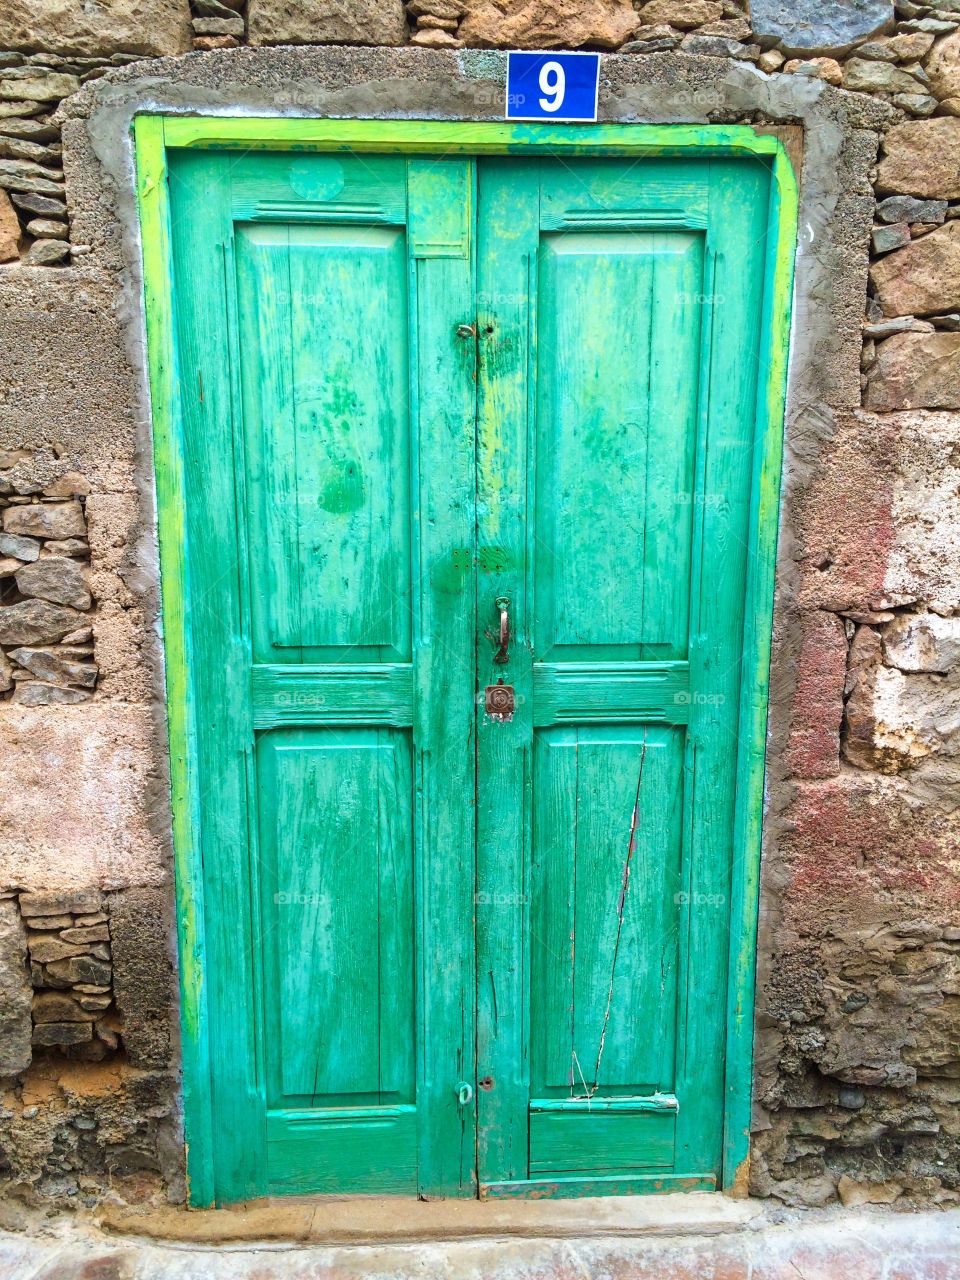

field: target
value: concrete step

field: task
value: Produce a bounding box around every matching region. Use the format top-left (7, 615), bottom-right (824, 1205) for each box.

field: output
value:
top-left (0, 1204), bottom-right (958, 1279)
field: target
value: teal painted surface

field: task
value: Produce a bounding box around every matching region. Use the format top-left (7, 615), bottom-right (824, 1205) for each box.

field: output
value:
top-left (475, 156), bottom-right (774, 1189)
top-left (136, 118), bottom-right (797, 1203)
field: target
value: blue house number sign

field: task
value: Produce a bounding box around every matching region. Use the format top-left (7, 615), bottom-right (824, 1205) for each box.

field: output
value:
top-left (505, 51), bottom-right (601, 122)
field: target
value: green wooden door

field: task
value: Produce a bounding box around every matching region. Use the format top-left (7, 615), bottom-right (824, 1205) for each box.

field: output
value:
top-left (162, 144), bottom-right (780, 1202)
top-left (166, 150), bottom-right (479, 1200)
top-left (473, 157), bottom-right (773, 1196)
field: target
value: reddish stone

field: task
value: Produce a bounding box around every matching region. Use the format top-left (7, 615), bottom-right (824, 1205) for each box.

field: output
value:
top-left (783, 611), bottom-right (849, 779)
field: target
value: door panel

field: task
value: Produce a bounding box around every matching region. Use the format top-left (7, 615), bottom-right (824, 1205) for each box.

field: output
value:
top-left (530, 726), bottom-right (684, 1097)
top-left (167, 149), bottom-right (477, 1201)
top-left (534, 230), bottom-right (701, 659)
top-left (236, 222), bottom-right (412, 660)
top-left (475, 156), bottom-right (772, 1194)
top-left (257, 729), bottom-right (414, 1104)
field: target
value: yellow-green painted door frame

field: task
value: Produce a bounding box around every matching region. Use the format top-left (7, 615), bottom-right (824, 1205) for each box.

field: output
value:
top-left (135, 115), bottom-right (797, 1206)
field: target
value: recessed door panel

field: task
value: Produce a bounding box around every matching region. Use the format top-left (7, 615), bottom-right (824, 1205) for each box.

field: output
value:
top-left (236, 222), bottom-right (412, 661)
top-left (534, 231), bottom-right (702, 659)
top-left (257, 728), bottom-right (414, 1106)
top-left (530, 725), bottom-right (685, 1099)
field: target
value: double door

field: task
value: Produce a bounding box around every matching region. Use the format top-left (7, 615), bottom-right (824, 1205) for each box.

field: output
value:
top-left (166, 146), bottom-right (773, 1200)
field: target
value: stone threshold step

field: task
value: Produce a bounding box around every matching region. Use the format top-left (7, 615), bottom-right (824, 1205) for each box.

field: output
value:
top-left (95, 1190), bottom-right (762, 1246)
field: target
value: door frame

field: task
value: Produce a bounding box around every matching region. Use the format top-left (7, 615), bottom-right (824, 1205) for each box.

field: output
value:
top-left (134, 115), bottom-right (798, 1206)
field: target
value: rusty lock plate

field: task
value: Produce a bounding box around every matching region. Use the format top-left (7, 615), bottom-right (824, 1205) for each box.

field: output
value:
top-left (484, 679), bottom-right (515, 722)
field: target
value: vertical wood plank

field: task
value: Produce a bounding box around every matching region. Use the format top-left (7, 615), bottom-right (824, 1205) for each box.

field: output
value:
top-left (475, 157), bottom-right (540, 1183)
top-left (408, 157), bottom-right (479, 1195)
top-left (167, 148), bottom-right (267, 1201)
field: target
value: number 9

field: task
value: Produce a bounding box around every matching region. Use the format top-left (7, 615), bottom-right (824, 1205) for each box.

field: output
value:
top-left (538, 61), bottom-right (565, 113)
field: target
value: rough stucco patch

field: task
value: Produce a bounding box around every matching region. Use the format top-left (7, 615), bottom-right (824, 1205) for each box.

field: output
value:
top-left (0, 0), bottom-right (192, 57)
top-left (779, 773), bottom-right (959, 919)
top-left (793, 409), bottom-right (898, 613)
top-left (0, 268), bottom-right (140, 474)
top-left (0, 705), bottom-right (166, 892)
top-left (109, 887), bottom-right (174, 1070)
top-left (884, 411), bottom-right (960, 614)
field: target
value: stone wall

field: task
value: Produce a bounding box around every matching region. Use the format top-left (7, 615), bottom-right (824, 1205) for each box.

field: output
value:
top-left (0, 0), bottom-right (958, 1214)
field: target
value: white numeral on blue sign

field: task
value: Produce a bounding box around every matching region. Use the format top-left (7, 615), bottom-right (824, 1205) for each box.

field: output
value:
top-left (538, 61), bottom-right (565, 113)
top-left (505, 51), bottom-right (600, 122)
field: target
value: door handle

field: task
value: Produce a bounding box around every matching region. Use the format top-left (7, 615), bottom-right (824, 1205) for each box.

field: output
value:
top-left (493, 596), bottom-right (510, 664)
top-left (456, 1081), bottom-right (474, 1107)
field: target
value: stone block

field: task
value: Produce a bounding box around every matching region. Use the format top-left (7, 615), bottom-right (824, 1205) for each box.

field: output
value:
top-left (31, 1020), bottom-right (92, 1046)
top-left (927, 28), bottom-right (960, 101)
top-left (408, 0), bottom-right (464, 14)
top-left (44, 955), bottom-right (112, 986)
top-left (11, 682), bottom-right (91, 705)
top-left (0, 0), bottom-right (192, 57)
top-left (871, 223), bottom-right (910, 255)
top-left (458, 0), bottom-right (637, 47)
top-left (32, 991), bottom-right (92, 1023)
top-left (844, 657), bottom-right (960, 772)
top-left (3, 501), bottom-right (85, 540)
top-left (681, 33), bottom-right (759, 57)
top-left (843, 58), bottom-right (926, 93)
top-left (59, 924), bottom-right (109, 943)
top-left (784, 611), bottom-right (849, 780)
top-left (0, 600), bottom-right (86, 645)
top-left (247, 0), bottom-right (406, 46)
top-left (863, 332), bottom-right (960, 410)
top-left (0, 532), bottom-right (39, 561)
top-left (26, 935), bottom-right (86, 963)
top-left (0, 899), bottom-right (32, 1076)
top-left (20, 887), bottom-right (101, 917)
top-left (637, 0), bottom-right (722, 28)
top-left (7, 648), bottom-right (97, 689)
top-left (748, 0), bottom-right (893, 55)
top-left (14, 557), bottom-right (91, 611)
top-left (22, 239), bottom-right (69, 265)
top-left (870, 220), bottom-right (960, 317)
top-left (0, 188), bottom-right (18, 263)
top-left (856, 32), bottom-right (934, 60)
top-left (877, 118), bottom-right (960, 200)
top-left (883, 613), bottom-right (960, 674)
top-left (875, 195), bottom-right (947, 225)
top-left (0, 70), bottom-right (79, 102)
top-left (109, 887), bottom-right (173, 1070)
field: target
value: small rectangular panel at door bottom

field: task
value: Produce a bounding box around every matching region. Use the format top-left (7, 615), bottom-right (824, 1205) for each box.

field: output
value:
top-left (257, 728), bottom-right (416, 1193)
top-left (529, 726), bottom-right (683, 1176)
